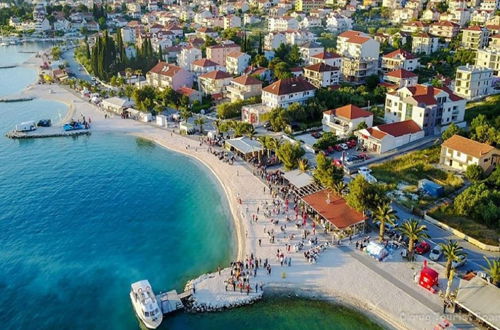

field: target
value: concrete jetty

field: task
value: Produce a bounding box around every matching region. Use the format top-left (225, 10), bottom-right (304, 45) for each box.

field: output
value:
top-left (6, 126), bottom-right (91, 139)
top-left (0, 96), bottom-right (35, 103)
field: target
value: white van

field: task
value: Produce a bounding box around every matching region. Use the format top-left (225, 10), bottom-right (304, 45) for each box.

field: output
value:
top-left (16, 121), bottom-right (37, 132)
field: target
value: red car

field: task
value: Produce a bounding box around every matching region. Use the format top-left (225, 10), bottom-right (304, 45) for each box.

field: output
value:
top-left (415, 241), bottom-right (431, 255)
top-left (332, 159), bottom-right (343, 167)
top-left (333, 144), bottom-right (343, 152)
top-left (346, 139), bottom-right (357, 148)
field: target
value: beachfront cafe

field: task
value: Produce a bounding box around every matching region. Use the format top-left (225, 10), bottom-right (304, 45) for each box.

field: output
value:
top-left (225, 137), bottom-right (264, 160)
top-left (282, 169), bottom-right (323, 197)
top-left (302, 189), bottom-right (367, 238)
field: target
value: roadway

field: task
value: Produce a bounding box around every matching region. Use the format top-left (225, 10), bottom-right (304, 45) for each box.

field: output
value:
top-left (61, 48), bottom-right (93, 82)
top-left (392, 203), bottom-right (499, 271)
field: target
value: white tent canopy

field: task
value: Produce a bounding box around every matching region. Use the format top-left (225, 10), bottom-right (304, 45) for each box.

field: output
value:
top-left (283, 169), bottom-right (314, 189)
top-left (225, 137), bottom-right (263, 155)
top-left (455, 276), bottom-right (500, 330)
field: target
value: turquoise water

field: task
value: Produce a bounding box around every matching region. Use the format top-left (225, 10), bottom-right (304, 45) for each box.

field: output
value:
top-left (0, 44), bottom-right (383, 330)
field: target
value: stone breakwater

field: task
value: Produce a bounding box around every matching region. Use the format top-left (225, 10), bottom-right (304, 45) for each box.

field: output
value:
top-left (184, 271), bottom-right (263, 313)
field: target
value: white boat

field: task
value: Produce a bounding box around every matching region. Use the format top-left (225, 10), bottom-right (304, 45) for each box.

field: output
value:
top-left (130, 280), bottom-right (163, 329)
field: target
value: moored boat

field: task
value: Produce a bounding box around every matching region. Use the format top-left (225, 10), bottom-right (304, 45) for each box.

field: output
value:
top-left (130, 280), bottom-right (163, 329)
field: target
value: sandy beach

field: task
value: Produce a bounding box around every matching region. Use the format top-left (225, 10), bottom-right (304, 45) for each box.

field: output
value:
top-left (12, 53), bottom-right (468, 330)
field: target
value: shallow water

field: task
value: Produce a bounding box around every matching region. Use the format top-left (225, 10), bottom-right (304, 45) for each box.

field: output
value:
top-left (0, 43), bottom-right (383, 330)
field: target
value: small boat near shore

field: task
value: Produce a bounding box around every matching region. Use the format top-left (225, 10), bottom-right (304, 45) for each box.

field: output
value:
top-left (63, 120), bottom-right (89, 131)
top-left (130, 280), bottom-right (163, 329)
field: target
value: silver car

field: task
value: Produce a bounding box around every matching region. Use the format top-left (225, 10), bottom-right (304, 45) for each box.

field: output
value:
top-left (429, 245), bottom-right (443, 261)
top-left (452, 255), bottom-right (467, 268)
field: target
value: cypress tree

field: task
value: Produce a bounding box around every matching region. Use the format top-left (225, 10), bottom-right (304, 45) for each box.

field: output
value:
top-left (158, 46), bottom-right (163, 61)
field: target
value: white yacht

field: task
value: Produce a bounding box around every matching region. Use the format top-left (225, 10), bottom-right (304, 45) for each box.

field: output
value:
top-left (130, 280), bottom-right (163, 329)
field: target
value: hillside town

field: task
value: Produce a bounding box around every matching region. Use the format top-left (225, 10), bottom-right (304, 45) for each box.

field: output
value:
top-left (1, 0), bottom-right (499, 328)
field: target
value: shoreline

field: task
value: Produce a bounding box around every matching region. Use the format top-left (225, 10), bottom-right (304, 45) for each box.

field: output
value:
top-left (10, 49), bottom-right (456, 330)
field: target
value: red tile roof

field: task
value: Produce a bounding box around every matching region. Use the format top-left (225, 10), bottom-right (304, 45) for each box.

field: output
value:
top-left (383, 49), bottom-right (416, 60)
top-left (199, 70), bottom-right (233, 80)
top-left (376, 120), bottom-right (422, 137)
top-left (305, 62), bottom-right (338, 72)
top-left (148, 62), bottom-right (183, 77)
top-left (385, 68), bottom-right (417, 79)
top-left (232, 75), bottom-right (262, 86)
top-left (262, 76), bottom-right (316, 95)
top-left (177, 86), bottom-right (199, 96)
top-left (192, 58), bottom-right (219, 67)
top-left (331, 104), bottom-right (372, 120)
top-left (338, 30), bottom-right (363, 38)
top-left (348, 36), bottom-right (371, 44)
top-left (442, 134), bottom-right (497, 158)
top-left (311, 51), bottom-right (341, 59)
top-left (302, 190), bottom-right (366, 229)
top-left (365, 127), bottom-right (388, 139)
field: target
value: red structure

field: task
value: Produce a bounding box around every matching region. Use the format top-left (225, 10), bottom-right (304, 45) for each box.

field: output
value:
top-left (419, 260), bottom-right (439, 292)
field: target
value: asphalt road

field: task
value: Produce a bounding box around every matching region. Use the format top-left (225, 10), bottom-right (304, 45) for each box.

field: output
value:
top-left (61, 48), bottom-right (93, 82)
top-left (392, 203), bottom-right (499, 272)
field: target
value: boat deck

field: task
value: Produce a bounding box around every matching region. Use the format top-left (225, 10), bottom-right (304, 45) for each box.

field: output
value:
top-left (6, 126), bottom-right (91, 139)
top-left (157, 290), bottom-right (186, 315)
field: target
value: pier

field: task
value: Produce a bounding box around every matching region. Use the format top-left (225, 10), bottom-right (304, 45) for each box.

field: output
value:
top-left (6, 127), bottom-right (91, 139)
top-left (157, 290), bottom-right (186, 315)
top-left (0, 96), bottom-right (35, 103)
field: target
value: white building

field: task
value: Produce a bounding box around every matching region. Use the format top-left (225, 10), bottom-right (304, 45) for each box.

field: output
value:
top-left (336, 30), bottom-right (380, 59)
top-left (381, 49), bottom-right (419, 73)
top-left (303, 63), bottom-right (340, 87)
top-left (322, 104), bottom-right (373, 137)
top-left (268, 16), bottom-right (299, 32)
top-left (299, 41), bottom-right (324, 64)
top-left (262, 77), bottom-right (316, 109)
top-left (384, 84), bottom-right (466, 136)
top-left (177, 46), bottom-right (202, 71)
top-left (412, 33), bottom-right (439, 55)
top-left (225, 51), bottom-right (251, 75)
top-left (454, 65), bottom-right (494, 100)
top-left (476, 47), bottom-right (500, 77)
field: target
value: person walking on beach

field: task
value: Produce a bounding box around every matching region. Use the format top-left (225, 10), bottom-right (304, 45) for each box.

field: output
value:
top-left (258, 239), bottom-right (261, 247)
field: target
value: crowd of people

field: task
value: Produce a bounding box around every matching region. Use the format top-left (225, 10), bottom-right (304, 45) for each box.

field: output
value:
top-left (223, 255), bottom-right (268, 295)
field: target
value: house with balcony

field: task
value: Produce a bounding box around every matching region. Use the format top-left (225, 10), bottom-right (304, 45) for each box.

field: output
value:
top-left (262, 77), bottom-right (316, 109)
top-left (299, 41), bottom-right (324, 64)
top-left (461, 26), bottom-right (489, 50)
top-left (355, 120), bottom-right (425, 153)
top-left (198, 70), bottom-right (233, 96)
top-left (322, 104), bottom-right (373, 137)
top-left (381, 49), bottom-right (419, 73)
top-left (341, 57), bottom-right (378, 83)
top-left (207, 42), bottom-right (241, 66)
top-left (383, 69), bottom-right (418, 88)
top-left (146, 62), bottom-right (193, 90)
top-left (177, 46), bottom-right (202, 70)
top-left (310, 51), bottom-right (342, 67)
top-left (412, 33), bottom-right (439, 55)
top-left (225, 51), bottom-right (251, 75)
top-left (336, 30), bottom-right (380, 59)
top-left (268, 16), bottom-right (299, 32)
top-left (304, 63), bottom-right (340, 87)
top-left (429, 21), bottom-right (460, 41)
top-left (191, 58), bottom-right (225, 80)
top-left (440, 134), bottom-right (499, 173)
top-left (227, 75), bottom-right (263, 102)
top-left (384, 84), bottom-right (466, 136)
top-left (454, 65), bottom-right (494, 100)
top-left (475, 47), bottom-right (500, 77)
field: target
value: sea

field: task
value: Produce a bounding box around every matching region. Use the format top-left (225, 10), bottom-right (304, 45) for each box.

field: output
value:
top-left (0, 43), bottom-right (382, 330)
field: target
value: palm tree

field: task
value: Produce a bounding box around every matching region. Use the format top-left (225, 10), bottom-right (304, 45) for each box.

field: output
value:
top-left (267, 137), bottom-right (281, 154)
top-left (398, 219), bottom-right (429, 260)
top-left (373, 202), bottom-right (399, 242)
top-left (481, 257), bottom-right (500, 287)
top-left (298, 158), bottom-right (309, 173)
top-left (331, 181), bottom-right (347, 196)
top-left (194, 115), bottom-right (205, 134)
top-left (439, 240), bottom-right (466, 279)
top-left (258, 136), bottom-right (270, 157)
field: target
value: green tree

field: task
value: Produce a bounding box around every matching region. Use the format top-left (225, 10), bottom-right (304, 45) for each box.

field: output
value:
top-left (252, 54), bottom-right (268, 67)
top-left (481, 257), bottom-right (500, 287)
top-left (51, 46), bottom-right (61, 60)
top-left (373, 202), bottom-right (399, 242)
top-left (313, 132), bottom-right (338, 151)
top-left (465, 164), bottom-right (484, 182)
top-left (398, 219), bottom-right (429, 259)
top-left (356, 122), bottom-right (368, 130)
top-left (194, 115), bottom-right (205, 133)
top-left (439, 240), bottom-right (466, 279)
top-left (276, 142), bottom-right (305, 170)
top-left (274, 61), bottom-right (292, 80)
top-left (365, 74), bottom-right (379, 91)
top-left (441, 122), bottom-right (461, 141)
top-left (298, 158), bottom-right (310, 173)
top-left (313, 153), bottom-right (343, 189)
top-left (345, 176), bottom-right (386, 212)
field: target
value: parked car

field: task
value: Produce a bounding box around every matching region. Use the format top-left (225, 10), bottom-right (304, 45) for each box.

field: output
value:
top-left (452, 255), bottom-right (467, 268)
top-left (333, 145), bottom-right (343, 152)
top-left (346, 139), bottom-right (357, 148)
top-left (340, 143), bottom-right (349, 150)
top-left (429, 245), bottom-right (443, 261)
top-left (311, 131), bottom-right (321, 139)
top-left (415, 241), bottom-right (431, 255)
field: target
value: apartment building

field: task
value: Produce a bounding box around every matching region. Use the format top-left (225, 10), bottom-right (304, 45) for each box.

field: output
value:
top-left (336, 30), bottom-right (380, 59)
top-left (310, 51), bottom-right (342, 67)
top-left (383, 69), bottom-right (418, 88)
top-left (225, 51), bottom-right (251, 75)
top-left (299, 41), bottom-right (325, 64)
top-left (198, 70), bottom-right (233, 95)
top-left (429, 21), bottom-right (460, 40)
top-left (454, 65), bottom-right (494, 100)
top-left (303, 63), bottom-right (340, 87)
top-left (461, 26), bottom-right (489, 49)
top-left (268, 16), bottom-right (299, 32)
top-left (476, 47), bottom-right (500, 76)
top-left (227, 75), bottom-right (263, 102)
top-left (340, 57), bottom-right (378, 83)
top-left (177, 46), bottom-right (202, 70)
top-left (146, 62), bottom-right (194, 90)
top-left (412, 33), bottom-right (439, 55)
top-left (206, 43), bottom-right (241, 66)
top-left (295, 0), bottom-right (325, 12)
top-left (384, 84), bottom-right (466, 136)
top-left (322, 104), bottom-right (373, 137)
top-left (381, 49), bottom-right (419, 72)
top-left (262, 77), bottom-right (316, 109)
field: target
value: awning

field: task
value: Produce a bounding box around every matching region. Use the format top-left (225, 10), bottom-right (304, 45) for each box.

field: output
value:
top-left (225, 137), bottom-right (263, 155)
top-left (455, 276), bottom-right (500, 330)
top-left (283, 169), bottom-right (314, 189)
top-left (302, 189), bottom-right (366, 230)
